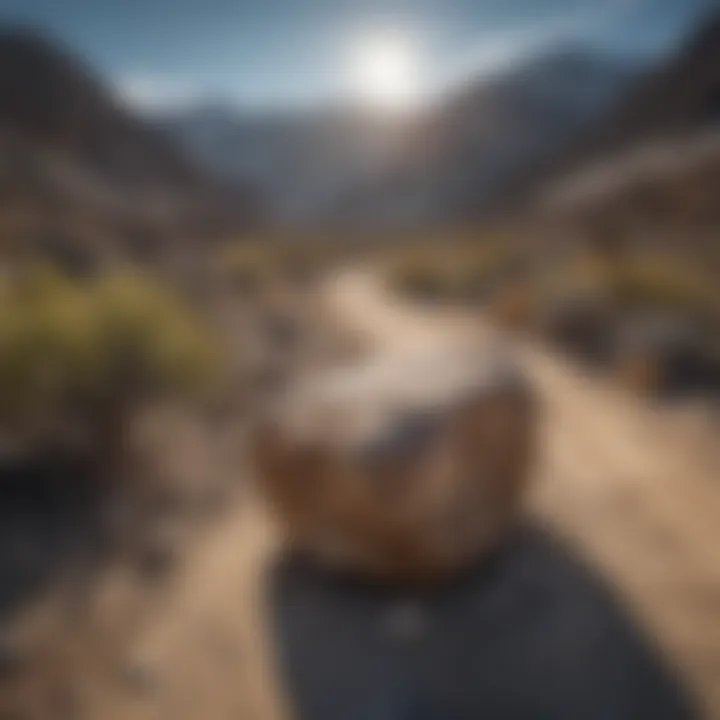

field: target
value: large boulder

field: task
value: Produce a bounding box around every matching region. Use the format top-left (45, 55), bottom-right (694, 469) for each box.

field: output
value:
top-left (251, 344), bottom-right (537, 584)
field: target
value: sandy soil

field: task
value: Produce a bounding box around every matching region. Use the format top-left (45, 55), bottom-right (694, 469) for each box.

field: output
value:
top-left (14, 270), bottom-right (718, 720)
top-left (329, 271), bottom-right (720, 717)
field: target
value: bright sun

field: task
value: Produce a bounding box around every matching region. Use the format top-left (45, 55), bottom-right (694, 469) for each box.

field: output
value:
top-left (350, 32), bottom-right (421, 112)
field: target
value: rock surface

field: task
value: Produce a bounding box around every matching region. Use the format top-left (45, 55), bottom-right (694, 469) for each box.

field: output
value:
top-left (251, 341), bottom-right (536, 583)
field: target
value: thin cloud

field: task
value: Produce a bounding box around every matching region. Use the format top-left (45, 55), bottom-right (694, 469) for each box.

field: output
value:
top-left (440, 0), bottom-right (646, 90)
top-left (113, 74), bottom-right (201, 112)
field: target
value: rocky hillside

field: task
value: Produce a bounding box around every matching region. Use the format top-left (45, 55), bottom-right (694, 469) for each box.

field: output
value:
top-left (0, 29), bottom-right (201, 189)
top-left (589, 11), bottom-right (720, 154)
top-left (0, 29), bottom-right (255, 264)
top-left (160, 49), bottom-right (633, 227)
top-left (531, 10), bottom-right (720, 219)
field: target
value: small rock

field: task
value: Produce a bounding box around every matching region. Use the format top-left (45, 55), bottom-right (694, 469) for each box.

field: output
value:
top-left (118, 657), bottom-right (161, 697)
top-left (135, 519), bottom-right (184, 582)
top-left (136, 544), bottom-right (177, 582)
top-left (381, 601), bottom-right (428, 642)
top-left (0, 627), bottom-right (28, 679)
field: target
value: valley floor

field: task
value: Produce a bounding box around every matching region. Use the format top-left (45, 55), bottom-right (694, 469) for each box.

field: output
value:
top-left (12, 270), bottom-right (720, 720)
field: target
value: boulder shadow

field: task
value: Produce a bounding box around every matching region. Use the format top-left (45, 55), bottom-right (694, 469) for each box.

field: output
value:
top-left (269, 523), bottom-right (697, 720)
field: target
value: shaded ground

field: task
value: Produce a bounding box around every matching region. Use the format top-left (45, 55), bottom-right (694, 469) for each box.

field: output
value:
top-left (0, 455), bottom-right (96, 621)
top-left (272, 525), bottom-right (693, 720)
top-left (332, 271), bottom-right (720, 717)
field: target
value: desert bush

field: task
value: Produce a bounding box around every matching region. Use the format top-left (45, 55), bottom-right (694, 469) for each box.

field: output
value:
top-left (456, 246), bottom-right (522, 301)
top-left (275, 241), bottom-right (337, 284)
top-left (90, 271), bottom-right (217, 395)
top-left (388, 242), bottom-right (521, 304)
top-left (388, 256), bottom-right (449, 301)
top-left (215, 238), bottom-right (342, 294)
top-left (536, 251), bottom-right (720, 393)
top-left (610, 259), bottom-right (719, 325)
top-left (0, 266), bottom-right (95, 422)
top-left (0, 265), bottom-right (219, 479)
top-left (215, 242), bottom-right (279, 296)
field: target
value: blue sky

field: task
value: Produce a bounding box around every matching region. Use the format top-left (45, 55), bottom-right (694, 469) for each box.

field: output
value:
top-left (0, 0), bottom-right (714, 109)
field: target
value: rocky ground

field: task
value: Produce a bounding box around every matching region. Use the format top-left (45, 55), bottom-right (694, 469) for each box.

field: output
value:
top-left (0, 269), bottom-right (718, 719)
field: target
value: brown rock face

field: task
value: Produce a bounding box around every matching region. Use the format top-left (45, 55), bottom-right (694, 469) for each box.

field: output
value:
top-left (251, 345), bottom-right (537, 584)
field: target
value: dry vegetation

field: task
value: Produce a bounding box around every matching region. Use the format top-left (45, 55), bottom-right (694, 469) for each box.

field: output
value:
top-left (0, 264), bottom-right (219, 455)
top-left (0, 219), bottom-right (717, 718)
top-left (387, 230), bottom-right (720, 398)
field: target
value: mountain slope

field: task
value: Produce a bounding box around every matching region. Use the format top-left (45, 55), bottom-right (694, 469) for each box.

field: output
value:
top-left (534, 10), bottom-right (720, 225)
top-left (161, 48), bottom-right (632, 226)
top-left (0, 29), bottom-right (254, 261)
top-left (0, 28), bottom-right (201, 191)
top-left (596, 10), bottom-right (720, 149)
top-left (160, 9), bottom-right (720, 229)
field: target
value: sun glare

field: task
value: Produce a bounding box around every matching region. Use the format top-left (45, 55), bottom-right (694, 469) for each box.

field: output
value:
top-left (350, 32), bottom-right (421, 112)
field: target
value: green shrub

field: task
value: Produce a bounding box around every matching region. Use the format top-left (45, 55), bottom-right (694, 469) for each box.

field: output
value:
top-left (90, 271), bottom-right (218, 398)
top-left (0, 267), bottom-right (97, 420)
top-left (0, 266), bottom-right (219, 476)
top-left (214, 238), bottom-right (343, 293)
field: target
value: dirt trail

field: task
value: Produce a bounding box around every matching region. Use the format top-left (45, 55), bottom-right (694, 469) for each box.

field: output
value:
top-left (327, 271), bottom-right (720, 716)
top-left (85, 270), bottom-right (720, 719)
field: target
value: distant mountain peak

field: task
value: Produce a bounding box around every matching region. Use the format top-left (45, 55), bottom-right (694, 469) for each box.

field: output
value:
top-left (0, 25), bottom-right (75, 61)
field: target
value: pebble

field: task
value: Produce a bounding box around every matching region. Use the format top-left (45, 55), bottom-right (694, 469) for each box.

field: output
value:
top-left (0, 628), bottom-right (27, 679)
top-left (118, 656), bottom-right (161, 697)
top-left (381, 600), bottom-right (428, 642)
